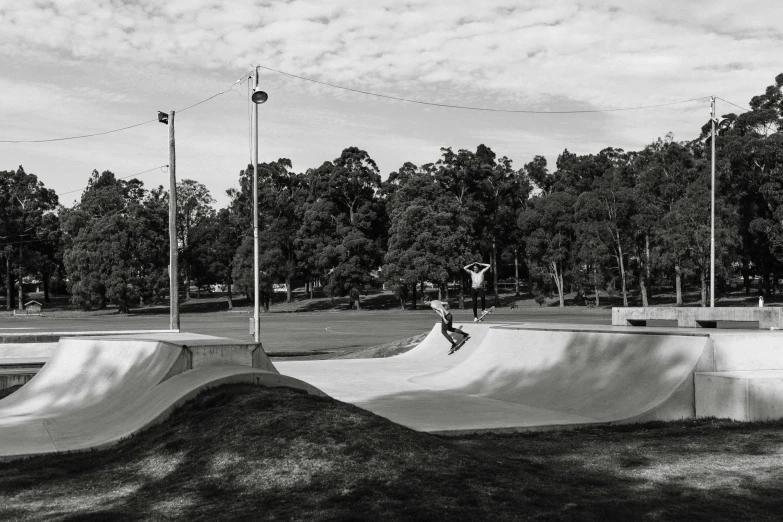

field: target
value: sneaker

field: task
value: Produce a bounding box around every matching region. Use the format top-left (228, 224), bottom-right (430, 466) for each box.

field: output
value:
top-left (473, 317), bottom-right (478, 323)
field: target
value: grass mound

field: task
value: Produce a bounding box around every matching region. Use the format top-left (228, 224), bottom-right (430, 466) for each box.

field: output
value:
top-left (2, 384), bottom-right (783, 521)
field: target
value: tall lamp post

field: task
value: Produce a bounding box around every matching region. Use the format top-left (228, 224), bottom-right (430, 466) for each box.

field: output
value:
top-left (250, 67), bottom-right (269, 342)
top-left (710, 96), bottom-right (717, 308)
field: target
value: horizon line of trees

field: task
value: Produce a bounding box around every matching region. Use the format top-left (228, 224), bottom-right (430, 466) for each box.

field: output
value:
top-left (1, 72), bottom-right (781, 312)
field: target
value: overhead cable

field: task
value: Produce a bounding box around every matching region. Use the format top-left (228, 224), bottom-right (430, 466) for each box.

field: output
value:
top-left (58, 164), bottom-right (169, 196)
top-left (716, 97), bottom-right (752, 113)
top-left (0, 72), bottom-right (251, 144)
top-left (256, 64), bottom-right (710, 114)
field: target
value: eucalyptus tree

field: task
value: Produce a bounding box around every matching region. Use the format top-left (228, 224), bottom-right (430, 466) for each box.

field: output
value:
top-left (296, 147), bottom-right (386, 308)
top-left (0, 166), bottom-right (59, 310)
top-left (61, 170), bottom-right (168, 312)
top-left (176, 179), bottom-right (215, 300)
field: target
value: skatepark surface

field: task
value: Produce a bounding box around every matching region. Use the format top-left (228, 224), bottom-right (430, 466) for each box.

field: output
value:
top-left (278, 323), bottom-right (783, 434)
top-left (0, 333), bottom-right (322, 460)
top-left (2, 322), bottom-right (781, 459)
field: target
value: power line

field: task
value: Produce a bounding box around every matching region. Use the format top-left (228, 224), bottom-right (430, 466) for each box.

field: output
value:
top-left (257, 64), bottom-right (710, 114)
top-left (0, 72), bottom-right (251, 144)
top-left (0, 119), bottom-right (158, 144)
top-left (59, 164), bottom-right (169, 197)
top-left (716, 96), bottom-right (751, 113)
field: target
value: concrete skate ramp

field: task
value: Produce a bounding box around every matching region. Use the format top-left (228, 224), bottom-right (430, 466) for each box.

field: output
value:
top-left (0, 334), bottom-right (322, 459)
top-left (412, 327), bottom-right (713, 423)
top-left (278, 324), bottom-right (714, 433)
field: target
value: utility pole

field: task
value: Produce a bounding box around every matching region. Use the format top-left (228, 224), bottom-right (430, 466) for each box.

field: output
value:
top-left (252, 67), bottom-right (261, 343)
top-left (710, 96), bottom-right (716, 308)
top-left (169, 111), bottom-right (180, 330)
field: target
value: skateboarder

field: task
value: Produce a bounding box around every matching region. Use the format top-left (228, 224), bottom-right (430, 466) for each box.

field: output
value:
top-left (464, 262), bottom-right (490, 322)
top-left (429, 300), bottom-right (469, 350)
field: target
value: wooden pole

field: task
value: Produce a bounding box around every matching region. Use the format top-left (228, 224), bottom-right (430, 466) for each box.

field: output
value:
top-left (169, 111), bottom-right (180, 330)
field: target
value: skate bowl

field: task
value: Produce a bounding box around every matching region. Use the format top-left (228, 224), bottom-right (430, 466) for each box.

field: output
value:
top-left (0, 333), bottom-right (323, 460)
top-left (277, 323), bottom-right (782, 434)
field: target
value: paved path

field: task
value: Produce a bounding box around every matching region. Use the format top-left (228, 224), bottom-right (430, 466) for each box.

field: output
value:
top-left (0, 308), bottom-right (612, 355)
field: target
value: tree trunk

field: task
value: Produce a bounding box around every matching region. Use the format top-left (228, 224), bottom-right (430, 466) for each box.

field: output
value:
top-left (646, 234), bottom-right (652, 300)
top-left (700, 265), bottom-right (707, 307)
top-left (185, 264), bottom-right (191, 300)
top-left (551, 260), bottom-right (564, 307)
top-left (411, 283), bottom-right (417, 310)
top-left (43, 272), bottom-right (50, 303)
top-left (459, 274), bottom-right (464, 309)
top-left (640, 255), bottom-right (649, 307)
top-left (527, 258), bottom-right (534, 295)
top-left (514, 248), bottom-right (519, 297)
top-left (617, 239), bottom-right (628, 307)
top-left (286, 276), bottom-right (292, 303)
top-left (742, 259), bottom-right (751, 295)
top-left (492, 240), bottom-right (499, 306)
top-left (226, 269), bottom-right (233, 310)
top-left (18, 245), bottom-right (24, 311)
top-left (6, 256), bottom-right (13, 311)
top-left (675, 260), bottom-right (683, 305)
top-left (310, 281), bottom-right (314, 300)
top-left (593, 267), bottom-right (600, 307)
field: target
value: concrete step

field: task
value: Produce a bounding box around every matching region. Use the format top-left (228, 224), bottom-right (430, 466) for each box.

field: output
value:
top-left (696, 370), bottom-right (783, 421)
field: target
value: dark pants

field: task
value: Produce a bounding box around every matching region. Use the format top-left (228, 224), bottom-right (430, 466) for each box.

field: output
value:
top-left (441, 314), bottom-right (467, 345)
top-left (470, 287), bottom-right (486, 318)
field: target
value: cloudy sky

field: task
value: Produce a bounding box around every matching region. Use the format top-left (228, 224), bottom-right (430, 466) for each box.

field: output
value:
top-left (1, 1), bottom-right (781, 207)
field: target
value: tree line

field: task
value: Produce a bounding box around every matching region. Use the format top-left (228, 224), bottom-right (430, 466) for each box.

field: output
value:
top-left (1, 73), bottom-right (781, 312)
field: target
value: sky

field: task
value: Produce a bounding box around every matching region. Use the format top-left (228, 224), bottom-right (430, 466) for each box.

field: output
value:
top-left (1, 0), bottom-right (781, 208)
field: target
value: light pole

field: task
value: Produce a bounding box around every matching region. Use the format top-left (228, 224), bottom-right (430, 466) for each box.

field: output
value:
top-left (251, 67), bottom-right (268, 343)
top-left (710, 96), bottom-right (716, 308)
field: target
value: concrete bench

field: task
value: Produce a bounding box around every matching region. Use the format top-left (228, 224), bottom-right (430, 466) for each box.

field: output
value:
top-left (612, 307), bottom-right (783, 329)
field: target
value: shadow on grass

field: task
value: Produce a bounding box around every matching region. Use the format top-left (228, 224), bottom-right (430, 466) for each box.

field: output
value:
top-left (1, 385), bottom-right (783, 521)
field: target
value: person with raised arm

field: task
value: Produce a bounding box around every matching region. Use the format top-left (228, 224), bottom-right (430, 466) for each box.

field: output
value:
top-left (464, 262), bottom-right (490, 322)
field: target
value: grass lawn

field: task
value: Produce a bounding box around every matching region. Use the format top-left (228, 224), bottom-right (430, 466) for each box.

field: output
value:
top-left (1, 384), bottom-right (782, 521)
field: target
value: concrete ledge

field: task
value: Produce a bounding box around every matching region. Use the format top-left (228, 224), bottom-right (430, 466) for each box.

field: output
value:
top-left (0, 329), bottom-right (179, 344)
top-left (696, 371), bottom-right (783, 421)
top-left (613, 307), bottom-right (783, 329)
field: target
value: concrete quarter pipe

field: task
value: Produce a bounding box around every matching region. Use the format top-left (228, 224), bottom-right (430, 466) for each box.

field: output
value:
top-left (278, 323), bottom-right (716, 434)
top-left (0, 333), bottom-right (323, 460)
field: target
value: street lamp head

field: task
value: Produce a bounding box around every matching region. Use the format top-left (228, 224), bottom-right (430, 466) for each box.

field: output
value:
top-left (251, 90), bottom-right (268, 104)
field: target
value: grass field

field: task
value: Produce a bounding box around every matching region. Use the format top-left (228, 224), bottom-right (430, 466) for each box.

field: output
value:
top-left (1, 384), bottom-right (782, 521)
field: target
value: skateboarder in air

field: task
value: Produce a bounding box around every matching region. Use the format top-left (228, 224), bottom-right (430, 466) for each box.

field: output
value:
top-left (429, 300), bottom-right (469, 351)
top-left (464, 262), bottom-right (490, 322)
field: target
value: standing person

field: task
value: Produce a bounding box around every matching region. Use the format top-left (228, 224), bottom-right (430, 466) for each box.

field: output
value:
top-left (429, 299), bottom-right (469, 350)
top-left (464, 262), bottom-right (490, 322)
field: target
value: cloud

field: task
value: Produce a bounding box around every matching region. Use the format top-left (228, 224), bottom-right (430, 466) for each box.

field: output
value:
top-left (1, 1), bottom-right (781, 207)
top-left (2, 1), bottom-right (780, 110)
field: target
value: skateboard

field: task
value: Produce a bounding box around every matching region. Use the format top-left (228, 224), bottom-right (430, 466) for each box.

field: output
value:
top-left (448, 334), bottom-right (470, 355)
top-left (477, 306), bottom-right (495, 322)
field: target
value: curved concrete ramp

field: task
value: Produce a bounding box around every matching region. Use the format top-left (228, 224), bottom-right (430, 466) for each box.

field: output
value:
top-left (0, 334), bottom-right (323, 460)
top-left (413, 327), bottom-right (713, 423)
top-left (278, 324), bottom-right (714, 433)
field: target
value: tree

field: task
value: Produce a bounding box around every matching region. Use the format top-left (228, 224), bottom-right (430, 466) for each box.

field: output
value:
top-left (0, 166), bottom-right (59, 310)
top-left (177, 179), bottom-right (215, 299)
top-left (61, 170), bottom-right (168, 312)
top-left (519, 191), bottom-right (576, 307)
top-left (296, 147), bottom-right (386, 307)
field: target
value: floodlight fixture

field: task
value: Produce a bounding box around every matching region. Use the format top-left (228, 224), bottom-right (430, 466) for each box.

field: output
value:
top-left (251, 90), bottom-right (268, 104)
